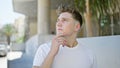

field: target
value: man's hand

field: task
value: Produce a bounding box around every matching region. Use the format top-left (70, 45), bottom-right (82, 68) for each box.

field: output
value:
top-left (49, 35), bottom-right (67, 56)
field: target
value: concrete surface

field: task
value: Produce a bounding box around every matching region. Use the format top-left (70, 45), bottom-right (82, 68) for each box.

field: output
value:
top-left (0, 57), bottom-right (7, 68)
top-left (8, 52), bottom-right (33, 68)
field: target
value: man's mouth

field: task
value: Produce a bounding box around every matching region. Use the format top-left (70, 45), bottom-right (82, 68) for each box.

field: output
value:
top-left (57, 28), bottom-right (63, 31)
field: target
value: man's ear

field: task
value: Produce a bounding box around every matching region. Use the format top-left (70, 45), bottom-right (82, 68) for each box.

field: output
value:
top-left (75, 23), bottom-right (80, 31)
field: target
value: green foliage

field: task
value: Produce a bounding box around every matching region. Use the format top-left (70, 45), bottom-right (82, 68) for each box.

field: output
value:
top-left (16, 36), bottom-right (25, 43)
top-left (74, 0), bottom-right (120, 36)
top-left (74, 0), bottom-right (85, 13)
top-left (2, 24), bottom-right (17, 45)
top-left (74, 0), bottom-right (120, 17)
top-left (2, 24), bottom-right (16, 36)
top-left (100, 15), bottom-right (110, 27)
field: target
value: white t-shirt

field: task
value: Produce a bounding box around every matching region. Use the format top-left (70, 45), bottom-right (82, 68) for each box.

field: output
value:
top-left (33, 41), bottom-right (97, 68)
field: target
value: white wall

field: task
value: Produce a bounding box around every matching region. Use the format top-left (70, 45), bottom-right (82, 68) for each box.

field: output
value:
top-left (78, 35), bottom-right (120, 68)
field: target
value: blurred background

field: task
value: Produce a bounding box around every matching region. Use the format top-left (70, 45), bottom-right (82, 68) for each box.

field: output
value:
top-left (0, 0), bottom-right (120, 68)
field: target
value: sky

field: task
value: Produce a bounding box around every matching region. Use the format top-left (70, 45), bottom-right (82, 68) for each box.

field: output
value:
top-left (0, 0), bottom-right (23, 28)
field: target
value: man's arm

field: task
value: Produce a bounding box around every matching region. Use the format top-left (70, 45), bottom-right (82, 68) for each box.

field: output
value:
top-left (33, 36), bottom-right (66, 68)
top-left (33, 66), bottom-right (39, 68)
top-left (33, 51), bottom-right (55, 68)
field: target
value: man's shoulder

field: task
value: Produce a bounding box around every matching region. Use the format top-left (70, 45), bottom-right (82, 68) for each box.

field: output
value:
top-left (38, 41), bottom-right (52, 50)
top-left (77, 40), bottom-right (92, 51)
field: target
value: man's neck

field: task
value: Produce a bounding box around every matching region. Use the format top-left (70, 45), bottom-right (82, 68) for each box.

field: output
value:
top-left (64, 35), bottom-right (78, 48)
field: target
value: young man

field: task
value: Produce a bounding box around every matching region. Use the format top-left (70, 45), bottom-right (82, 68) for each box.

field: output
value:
top-left (33, 4), bottom-right (97, 68)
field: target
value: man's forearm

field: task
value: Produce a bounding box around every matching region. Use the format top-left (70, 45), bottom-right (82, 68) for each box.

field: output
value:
top-left (33, 52), bottom-right (55, 68)
top-left (40, 51), bottom-right (55, 68)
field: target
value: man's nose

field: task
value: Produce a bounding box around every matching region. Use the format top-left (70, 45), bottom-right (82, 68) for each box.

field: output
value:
top-left (56, 21), bottom-right (62, 27)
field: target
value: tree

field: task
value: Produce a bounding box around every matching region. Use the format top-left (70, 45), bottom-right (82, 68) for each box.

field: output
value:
top-left (2, 24), bottom-right (16, 45)
top-left (74, 0), bottom-right (120, 37)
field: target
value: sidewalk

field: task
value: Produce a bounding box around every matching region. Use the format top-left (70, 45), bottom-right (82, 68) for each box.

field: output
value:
top-left (7, 51), bottom-right (23, 60)
top-left (8, 51), bottom-right (33, 68)
top-left (0, 57), bottom-right (7, 68)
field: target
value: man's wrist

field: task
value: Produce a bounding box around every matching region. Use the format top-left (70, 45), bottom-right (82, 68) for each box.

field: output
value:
top-left (49, 50), bottom-right (57, 58)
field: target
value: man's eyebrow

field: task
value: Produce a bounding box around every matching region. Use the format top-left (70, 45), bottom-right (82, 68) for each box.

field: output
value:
top-left (64, 17), bottom-right (73, 20)
top-left (58, 17), bottom-right (72, 20)
top-left (57, 18), bottom-right (68, 21)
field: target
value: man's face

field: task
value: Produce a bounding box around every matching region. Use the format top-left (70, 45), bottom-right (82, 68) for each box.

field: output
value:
top-left (56, 12), bottom-right (79, 36)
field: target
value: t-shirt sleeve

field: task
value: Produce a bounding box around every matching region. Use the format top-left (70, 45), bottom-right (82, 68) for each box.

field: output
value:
top-left (33, 44), bottom-right (48, 66)
top-left (33, 46), bottom-right (44, 66)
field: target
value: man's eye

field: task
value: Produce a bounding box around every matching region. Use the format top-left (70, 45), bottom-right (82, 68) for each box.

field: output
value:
top-left (62, 19), bottom-right (67, 22)
top-left (63, 19), bottom-right (66, 21)
top-left (56, 19), bottom-right (59, 22)
top-left (56, 19), bottom-right (67, 23)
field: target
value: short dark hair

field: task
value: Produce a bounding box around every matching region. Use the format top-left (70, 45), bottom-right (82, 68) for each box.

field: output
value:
top-left (56, 4), bottom-right (83, 27)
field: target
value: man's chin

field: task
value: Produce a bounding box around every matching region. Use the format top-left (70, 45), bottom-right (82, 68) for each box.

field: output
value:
top-left (56, 33), bottom-right (65, 37)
